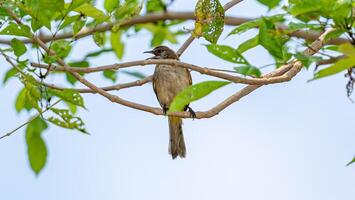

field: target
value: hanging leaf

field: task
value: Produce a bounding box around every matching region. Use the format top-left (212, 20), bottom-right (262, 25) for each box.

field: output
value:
top-left (11, 38), bottom-right (27, 57)
top-left (169, 81), bottom-right (230, 112)
top-left (15, 88), bottom-right (33, 112)
top-left (93, 32), bottom-right (105, 47)
top-left (110, 30), bottom-right (125, 59)
top-left (48, 108), bottom-right (88, 134)
top-left (26, 117), bottom-right (48, 175)
top-left (193, 0), bottom-right (225, 44)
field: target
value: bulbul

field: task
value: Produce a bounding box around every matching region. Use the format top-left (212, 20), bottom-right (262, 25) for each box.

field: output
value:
top-left (144, 46), bottom-right (192, 159)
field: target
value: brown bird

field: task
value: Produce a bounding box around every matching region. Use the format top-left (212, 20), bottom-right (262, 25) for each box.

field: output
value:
top-left (144, 46), bottom-right (193, 159)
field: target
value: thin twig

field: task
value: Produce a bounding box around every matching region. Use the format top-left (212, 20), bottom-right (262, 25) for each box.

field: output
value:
top-left (0, 99), bottom-right (61, 140)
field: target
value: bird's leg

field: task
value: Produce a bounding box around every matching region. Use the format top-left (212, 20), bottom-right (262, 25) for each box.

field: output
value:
top-left (186, 106), bottom-right (196, 119)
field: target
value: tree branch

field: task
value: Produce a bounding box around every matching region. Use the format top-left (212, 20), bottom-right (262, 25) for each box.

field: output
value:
top-left (0, 11), bottom-right (348, 45)
top-left (2, 5), bottom-right (335, 123)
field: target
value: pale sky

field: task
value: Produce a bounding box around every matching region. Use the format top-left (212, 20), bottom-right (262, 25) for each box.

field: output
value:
top-left (0, 1), bottom-right (354, 200)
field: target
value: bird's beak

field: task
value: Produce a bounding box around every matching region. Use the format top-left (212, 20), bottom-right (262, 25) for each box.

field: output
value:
top-left (143, 50), bottom-right (154, 54)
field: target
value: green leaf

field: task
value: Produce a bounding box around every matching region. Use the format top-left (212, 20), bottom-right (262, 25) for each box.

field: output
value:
top-left (234, 66), bottom-right (262, 77)
top-left (103, 70), bottom-right (117, 82)
top-left (26, 116), bottom-right (48, 175)
top-left (228, 14), bottom-right (285, 37)
top-left (313, 43), bottom-right (355, 80)
top-left (74, 3), bottom-right (108, 22)
top-left (257, 0), bottom-right (281, 9)
top-left (110, 31), bottom-right (125, 59)
top-left (104, 0), bottom-right (120, 12)
top-left (49, 88), bottom-right (85, 108)
top-left (314, 57), bottom-right (355, 79)
top-left (346, 156), bottom-right (355, 166)
top-left (3, 68), bottom-right (18, 84)
top-left (339, 43), bottom-right (355, 57)
top-left (65, 101), bottom-right (78, 114)
top-left (193, 0), bottom-right (225, 44)
top-left (11, 38), bottom-right (27, 57)
top-left (3, 60), bottom-right (27, 85)
top-left (228, 20), bottom-right (259, 36)
top-left (294, 53), bottom-right (321, 69)
top-left (0, 22), bottom-right (31, 37)
top-left (237, 36), bottom-right (259, 53)
top-left (48, 108), bottom-right (88, 133)
top-left (15, 88), bottom-right (33, 112)
top-left (146, 0), bottom-right (166, 13)
top-left (73, 19), bottom-right (86, 35)
top-left (114, 0), bottom-right (141, 20)
top-left (21, 75), bottom-right (41, 112)
top-left (93, 32), bottom-right (105, 47)
top-left (169, 81), bottom-right (230, 112)
top-left (206, 44), bottom-right (248, 64)
top-left (51, 40), bottom-right (72, 59)
top-left (24, 0), bottom-right (65, 29)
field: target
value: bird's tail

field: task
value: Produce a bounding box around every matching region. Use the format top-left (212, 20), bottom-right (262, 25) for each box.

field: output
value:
top-left (168, 116), bottom-right (186, 159)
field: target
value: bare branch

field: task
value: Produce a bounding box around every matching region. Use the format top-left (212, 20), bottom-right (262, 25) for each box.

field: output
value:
top-left (43, 75), bottom-right (153, 93)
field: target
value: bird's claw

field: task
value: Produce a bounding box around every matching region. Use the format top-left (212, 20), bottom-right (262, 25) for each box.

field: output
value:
top-left (187, 106), bottom-right (196, 119)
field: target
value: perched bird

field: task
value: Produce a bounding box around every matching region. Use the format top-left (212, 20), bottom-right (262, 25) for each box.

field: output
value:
top-left (144, 46), bottom-right (193, 159)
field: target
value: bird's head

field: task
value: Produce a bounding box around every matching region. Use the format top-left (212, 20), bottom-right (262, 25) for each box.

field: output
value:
top-left (144, 46), bottom-right (179, 60)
